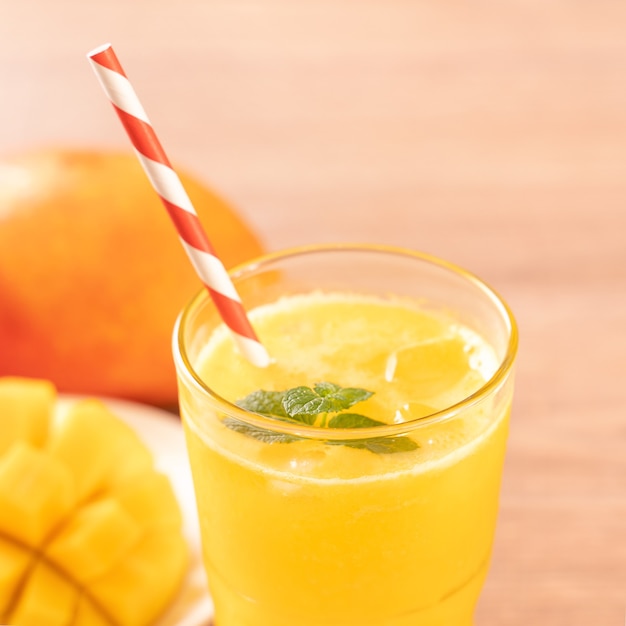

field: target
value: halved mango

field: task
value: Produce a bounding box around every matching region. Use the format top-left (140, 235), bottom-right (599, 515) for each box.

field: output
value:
top-left (0, 378), bottom-right (188, 626)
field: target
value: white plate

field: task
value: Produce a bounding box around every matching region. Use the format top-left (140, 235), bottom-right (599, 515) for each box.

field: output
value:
top-left (61, 395), bottom-right (214, 626)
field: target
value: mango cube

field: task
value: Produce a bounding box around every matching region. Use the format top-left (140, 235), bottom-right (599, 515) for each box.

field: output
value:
top-left (45, 498), bottom-right (142, 584)
top-left (114, 470), bottom-right (183, 529)
top-left (0, 377), bottom-right (54, 456)
top-left (0, 441), bottom-right (75, 547)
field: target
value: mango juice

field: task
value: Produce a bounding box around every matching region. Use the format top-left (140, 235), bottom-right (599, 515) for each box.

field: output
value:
top-left (177, 286), bottom-right (515, 626)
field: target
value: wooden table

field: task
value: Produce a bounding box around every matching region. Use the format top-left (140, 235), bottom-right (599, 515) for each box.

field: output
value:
top-left (1, 2), bottom-right (624, 624)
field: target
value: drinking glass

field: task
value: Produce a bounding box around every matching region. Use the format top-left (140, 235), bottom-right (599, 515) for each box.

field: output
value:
top-left (173, 244), bottom-right (517, 626)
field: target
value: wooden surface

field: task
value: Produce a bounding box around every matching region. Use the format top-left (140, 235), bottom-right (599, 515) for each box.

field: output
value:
top-left (1, 2), bottom-right (625, 624)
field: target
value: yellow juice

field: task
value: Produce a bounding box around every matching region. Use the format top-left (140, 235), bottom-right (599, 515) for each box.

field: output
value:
top-left (179, 291), bottom-right (514, 626)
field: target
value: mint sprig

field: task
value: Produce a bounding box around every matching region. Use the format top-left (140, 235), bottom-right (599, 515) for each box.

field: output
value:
top-left (224, 382), bottom-right (418, 455)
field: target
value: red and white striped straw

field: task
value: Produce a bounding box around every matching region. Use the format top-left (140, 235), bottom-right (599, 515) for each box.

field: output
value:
top-left (87, 43), bottom-right (270, 368)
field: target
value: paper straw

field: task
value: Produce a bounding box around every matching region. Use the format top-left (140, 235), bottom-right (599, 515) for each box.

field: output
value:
top-left (87, 43), bottom-right (270, 368)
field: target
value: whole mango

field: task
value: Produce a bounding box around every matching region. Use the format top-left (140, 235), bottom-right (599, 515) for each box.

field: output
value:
top-left (0, 149), bottom-right (264, 405)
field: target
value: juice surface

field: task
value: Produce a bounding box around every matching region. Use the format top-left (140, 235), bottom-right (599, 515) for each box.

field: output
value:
top-left (181, 292), bottom-right (512, 626)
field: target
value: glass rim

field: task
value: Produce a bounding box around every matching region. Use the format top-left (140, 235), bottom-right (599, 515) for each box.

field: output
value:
top-left (173, 243), bottom-right (518, 440)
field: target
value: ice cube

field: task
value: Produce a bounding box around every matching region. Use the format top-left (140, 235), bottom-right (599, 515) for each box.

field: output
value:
top-left (385, 337), bottom-right (470, 397)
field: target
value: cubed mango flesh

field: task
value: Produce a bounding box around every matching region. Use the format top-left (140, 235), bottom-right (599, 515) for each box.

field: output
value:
top-left (0, 377), bottom-right (188, 626)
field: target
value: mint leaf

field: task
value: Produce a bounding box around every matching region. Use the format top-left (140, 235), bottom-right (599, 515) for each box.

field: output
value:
top-left (281, 386), bottom-right (328, 422)
top-left (314, 382), bottom-right (373, 408)
top-left (222, 418), bottom-right (299, 444)
top-left (327, 412), bottom-right (419, 453)
top-left (283, 383), bottom-right (373, 418)
top-left (236, 389), bottom-right (288, 418)
top-left (313, 381), bottom-right (342, 396)
top-left (329, 436), bottom-right (419, 454)
top-left (356, 436), bottom-right (419, 454)
top-left (327, 413), bottom-right (385, 428)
